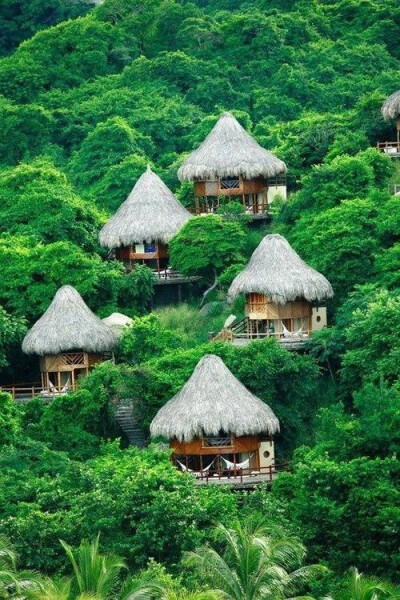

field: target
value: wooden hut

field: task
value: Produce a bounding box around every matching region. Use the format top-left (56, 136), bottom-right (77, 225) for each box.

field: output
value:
top-left (178, 112), bottom-right (287, 217)
top-left (150, 354), bottom-right (279, 478)
top-left (378, 90), bottom-right (400, 156)
top-left (227, 234), bottom-right (333, 345)
top-left (22, 285), bottom-right (116, 392)
top-left (99, 166), bottom-right (191, 277)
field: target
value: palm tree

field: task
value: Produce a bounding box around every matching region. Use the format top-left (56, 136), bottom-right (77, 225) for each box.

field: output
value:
top-left (60, 536), bottom-right (126, 600)
top-left (0, 535), bottom-right (38, 600)
top-left (185, 518), bottom-right (326, 600)
top-left (328, 568), bottom-right (400, 600)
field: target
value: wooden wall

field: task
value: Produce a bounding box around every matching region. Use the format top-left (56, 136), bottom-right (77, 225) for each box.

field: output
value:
top-left (171, 435), bottom-right (260, 456)
top-left (245, 294), bottom-right (312, 320)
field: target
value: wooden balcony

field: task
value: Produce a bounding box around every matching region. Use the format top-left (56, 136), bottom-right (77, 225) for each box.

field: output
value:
top-left (153, 268), bottom-right (201, 286)
top-left (0, 382), bottom-right (76, 402)
top-left (185, 461), bottom-right (289, 489)
top-left (213, 317), bottom-right (311, 350)
top-left (191, 198), bottom-right (269, 217)
top-left (376, 141), bottom-right (400, 157)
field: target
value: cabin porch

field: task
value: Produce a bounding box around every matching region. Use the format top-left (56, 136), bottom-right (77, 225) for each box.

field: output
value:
top-left (170, 434), bottom-right (279, 487)
top-left (215, 304), bottom-right (327, 349)
top-left (191, 175), bottom-right (286, 217)
top-left (376, 141), bottom-right (400, 157)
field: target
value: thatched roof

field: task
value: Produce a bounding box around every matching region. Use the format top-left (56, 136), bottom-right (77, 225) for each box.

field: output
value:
top-left (22, 285), bottom-right (117, 356)
top-left (178, 112), bottom-right (287, 181)
top-left (102, 312), bottom-right (132, 337)
top-left (150, 354), bottom-right (279, 442)
top-left (228, 234), bottom-right (333, 304)
top-left (99, 166), bottom-right (191, 248)
top-left (382, 91), bottom-right (400, 120)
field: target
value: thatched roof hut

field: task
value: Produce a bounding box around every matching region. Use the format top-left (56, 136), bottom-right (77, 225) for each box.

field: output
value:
top-left (150, 354), bottom-right (279, 442)
top-left (382, 90), bottom-right (400, 120)
top-left (178, 112), bottom-right (286, 182)
top-left (99, 166), bottom-right (191, 248)
top-left (228, 234), bottom-right (333, 305)
top-left (22, 285), bottom-right (117, 356)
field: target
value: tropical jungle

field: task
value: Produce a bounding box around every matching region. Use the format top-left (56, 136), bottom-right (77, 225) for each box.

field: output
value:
top-left (0, 0), bottom-right (399, 599)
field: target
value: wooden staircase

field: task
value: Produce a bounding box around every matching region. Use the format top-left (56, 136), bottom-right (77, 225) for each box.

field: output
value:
top-left (115, 402), bottom-right (146, 448)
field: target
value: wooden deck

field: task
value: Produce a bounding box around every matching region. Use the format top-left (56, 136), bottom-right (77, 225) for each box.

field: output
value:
top-left (377, 141), bottom-right (400, 157)
top-left (0, 383), bottom-right (72, 402)
top-left (183, 462), bottom-right (289, 489)
top-left (154, 271), bottom-right (201, 286)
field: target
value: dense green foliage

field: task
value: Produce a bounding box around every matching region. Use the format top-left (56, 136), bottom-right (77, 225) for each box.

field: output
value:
top-left (0, 0), bottom-right (399, 594)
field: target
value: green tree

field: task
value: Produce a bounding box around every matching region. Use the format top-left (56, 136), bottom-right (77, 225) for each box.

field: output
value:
top-left (60, 536), bottom-right (126, 600)
top-left (328, 567), bottom-right (400, 600)
top-left (0, 98), bottom-right (54, 165)
top-left (69, 117), bottom-right (152, 190)
top-left (0, 160), bottom-right (101, 249)
top-left (0, 306), bottom-right (26, 369)
top-left (117, 314), bottom-right (181, 365)
top-left (0, 0), bottom-right (90, 56)
top-left (169, 216), bottom-right (245, 304)
top-left (0, 393), bottom-right (19, 446)
top-left (186, 518), bottom-right (325, 600)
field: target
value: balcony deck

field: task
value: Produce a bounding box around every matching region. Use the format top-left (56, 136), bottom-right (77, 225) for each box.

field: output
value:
top-left (153, 269), bottom-right (201, 286)
top-left (189, 463), bottom-right (289, 489)
top-left (0, 383), bottom-right (72, 402)
top-left (377, 141), bottom-right (400, 157)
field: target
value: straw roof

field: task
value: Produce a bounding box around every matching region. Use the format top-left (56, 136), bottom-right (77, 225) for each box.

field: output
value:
top-left (178, 112), bottom-right (287, 181)
top-left (228, 234), bottom-right (333, 304)
top-left (150, 354), bottom-right (279, 442)
top-left (22, 285), bottom-right (117, 356)
top-left (102, 312), bottom-right (133, 337)
top-left (99, 166), bottom-right (191, 248)
top-left (382, 90), bottom-right (400, 120)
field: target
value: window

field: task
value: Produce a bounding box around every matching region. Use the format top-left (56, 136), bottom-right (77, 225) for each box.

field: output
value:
top-left (220, 177), bottom-right (240, 190)
top-left (144, 243), bottom-right (156, 253)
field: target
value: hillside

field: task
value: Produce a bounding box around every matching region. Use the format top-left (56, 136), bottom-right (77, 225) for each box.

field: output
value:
top-left (0, 0), bottom-right (399, 596)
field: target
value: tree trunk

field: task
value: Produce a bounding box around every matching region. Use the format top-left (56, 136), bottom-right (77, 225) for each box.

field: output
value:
top-left (200, 269), bottom-right (218, 307)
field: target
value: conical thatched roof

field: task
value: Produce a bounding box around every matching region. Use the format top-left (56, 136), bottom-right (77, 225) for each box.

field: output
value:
top-left (178, 112), bottom-right (286, 181)
top-left (22, 285), bottom-right (117, 356)
top-left (150, 354), bottom-right (279, 442)
top-left (99, 166), bottom-right (191, 248)
top-left (382, 90), bottom-right (400, 120)
top-left (228, 234), bottom-right (333, 305)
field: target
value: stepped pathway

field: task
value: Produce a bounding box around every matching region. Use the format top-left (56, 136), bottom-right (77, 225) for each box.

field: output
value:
top-left (115, 402), bottom-right (146, 448)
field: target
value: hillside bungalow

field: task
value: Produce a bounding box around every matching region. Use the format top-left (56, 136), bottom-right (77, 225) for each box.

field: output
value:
top-left (22, 285), bottom-right (116, 393)
top-left (99, 166), bottom-right (191, 279)
top-left (378, 90), bottom-right (400, 156)
top-left (178, 112), bottom-right (287, 217)
top-left (226, 234), bottom-right (333, 347)
top-left (150, 354), bottom-right (280, 484)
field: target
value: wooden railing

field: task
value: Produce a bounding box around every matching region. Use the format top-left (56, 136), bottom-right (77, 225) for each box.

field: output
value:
top-left (377, 141), bottom-right (400, 156)
top-left (192, 201), bottom-right (268, 216)
top-left (154, 268), bottom-right (185, 280)
top-left (183, 461), bottom-right (290, 485)
top-left (0, 383), bottom-right (75, 401)
top-left (0, 384), bottom-right (42, 400)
